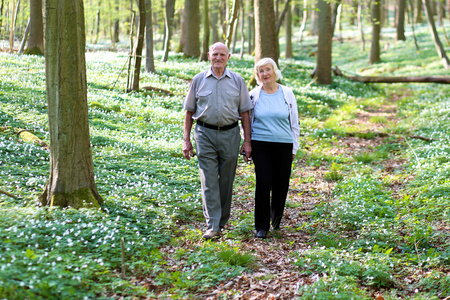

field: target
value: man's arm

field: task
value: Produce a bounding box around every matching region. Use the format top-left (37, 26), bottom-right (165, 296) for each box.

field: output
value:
top-left (239, 111), bottom-right (252, 162)
top-left (183, 111), bottom-right (194, 160)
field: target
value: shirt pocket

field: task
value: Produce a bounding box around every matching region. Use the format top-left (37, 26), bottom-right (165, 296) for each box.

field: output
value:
top-left (224, 88), bottom-right (240, 110)
top-left (197, 90), bottom-right (212, 99)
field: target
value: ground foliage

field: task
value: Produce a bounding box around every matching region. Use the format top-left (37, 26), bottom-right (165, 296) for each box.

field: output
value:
top-left (0, 23), bottom-right (449, 299)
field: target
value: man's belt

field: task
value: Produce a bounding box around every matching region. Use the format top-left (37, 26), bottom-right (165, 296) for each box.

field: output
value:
top-left (196, 120), bottom-right (238, 131)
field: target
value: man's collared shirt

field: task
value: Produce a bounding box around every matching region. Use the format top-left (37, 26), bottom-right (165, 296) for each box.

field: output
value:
top-left (183, 68), bottom-right (252, 127)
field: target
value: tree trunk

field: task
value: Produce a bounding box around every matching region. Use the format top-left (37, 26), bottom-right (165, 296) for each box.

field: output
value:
top-left (18, 18), bottom-right (30, 54)
top-left (370, 0), bottom-right (381, 64)
top-left (247, 0), bottom-right (254, 54)
top-left (41, 0), bottom-right (103, 209)
top-left (316, 0), bottom-right (332, 84)
top-left (276, 0), bottom-right (291, 36)
top-left (113, 0), bottom-right (119, 44)
top-left (199, 0), bottom-right (209, 61)
top-left (130, 0), bottom-right (146, 91)
top-left (239, 1), bottom-right (245, 59)
top-left (396, 0), bottom-right (407, 40)
top-left (423, 0), bottom-right (450, 68)
top-left (0, 0), bottom-right (4, 36)
top-left (177, 8), bottom-right (186, 52)
top-left (254, 0), bottom-right (279, 63)
top-left (358, 3), bottom-right (366, 51)
top-left (162, 0), bottom-right (175, 62)
top-left (331, 0), bottom-right (342, 37)
top-left (94, 1), bottom-right (100, 44)
top-left (415, 0), bottom-right (423, 22)
top-left (25, 0), bottom-right (43, 55)
top-left (285, 2), bottom-right (293, 58)
top-left (211, 0), bottom-right (219, 43)
top-left (145, 0), bottom-right (155, 72)
top-left (226, 0), bottom-right (239, 49)
top-left (309, 2), bottom-right (319, 36)
top-left (183, 0), bottom-right (200, 57)
top-left (298, 0), bottom-right (308, 42)
top-left (10, 0), bottom-right (21, 53)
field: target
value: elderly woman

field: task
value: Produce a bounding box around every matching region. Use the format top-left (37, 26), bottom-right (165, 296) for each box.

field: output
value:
top-left (248, 57), bottom-right (300, 239)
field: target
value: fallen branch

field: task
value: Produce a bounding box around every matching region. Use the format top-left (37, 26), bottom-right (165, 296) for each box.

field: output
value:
top-left (142, 86), bottom-right (175, 96)
top-left (0, 190), bottom-right (19, 199)
top-left (333, 66), bottom-right (450, 84)
top-left (16, 128), bottom-right (50, 150)
top-left (409, 135), bottom-right (435, 141)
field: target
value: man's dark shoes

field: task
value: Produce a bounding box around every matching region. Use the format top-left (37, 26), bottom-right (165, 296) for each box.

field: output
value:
top-left (256, 230), bottom-right (267, 239)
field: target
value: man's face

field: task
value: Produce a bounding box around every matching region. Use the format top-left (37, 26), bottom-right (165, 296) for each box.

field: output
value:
top-left (208, 45), bottom-right (230, 70)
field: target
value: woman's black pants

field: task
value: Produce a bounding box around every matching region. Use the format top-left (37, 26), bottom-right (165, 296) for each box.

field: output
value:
top-left (251, 140), bottom-right (293, 231)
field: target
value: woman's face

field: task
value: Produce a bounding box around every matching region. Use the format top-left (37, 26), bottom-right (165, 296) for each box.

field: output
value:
top-left (258, 64), bottom-right (276, 86)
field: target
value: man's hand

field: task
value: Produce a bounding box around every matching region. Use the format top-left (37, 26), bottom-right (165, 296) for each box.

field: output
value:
top-left (183, 140), bottom-right (194, 160)
top-left (240, 141), bottom-right (252, 162)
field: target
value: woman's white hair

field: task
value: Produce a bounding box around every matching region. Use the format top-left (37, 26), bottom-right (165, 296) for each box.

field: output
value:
top-left (254, 57), bottom-right (282, 85)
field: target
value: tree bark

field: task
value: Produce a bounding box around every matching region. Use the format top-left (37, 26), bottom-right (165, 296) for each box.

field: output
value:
top-left (358, 3), bottom-right (366, 51)
top-left (423, 0), bottom-right (450, 68)
top-left (316, 0), bottom-right (332, 84)
top-left (370, 0), bottom-right (381, 64)
top-left (298, 0), bottom-right (308, 43)
top-left (211, 0), bottom-right (219, 43)
top-left (113, 0), bottom-right (119, 44)
top-left (239, 1), bottom-right (245, 59)
top-left (415, 0), bottom-right (423, 22)
top-left (254, 0), bottom-right (279, 63)
top-left (199, 0), bottom-right (209, 61)
top-left (130, 0), bottom-right (146, 91)
top-left (145, 0), bottom-right (155, 72)
top-left (396, 0), bottom-right (407, 41)
top-left (183, 0), bottom-right (200, 57)
top-left (25, 0), bottom-right (44, 55)
top-left (285, 2), bottom-right (293, 58)
top-left (41, 0), bottom-right (103, 209)
top-left (331, 0), bottom-right (342, 37)
top-left (225, 0), bottom-right (239, 49)
top-left (162, 0), bottom-right (175, 62)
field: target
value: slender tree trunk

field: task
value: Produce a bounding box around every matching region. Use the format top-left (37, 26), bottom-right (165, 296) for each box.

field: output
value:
top-left (94, 1), bottom-right (100, 44)
top-left (416, 0), bottom-right (423, 22)
top-left (226, 0), bottom-right (239, 49)
top-left (10, 0), bottom-right (20, 53)
top-left (113, 0), bottom-right (119, 43)
top-left (370, 0), bottom-right (381, 64)
top-left (18, 17), bottom-right (30, 54)
top-left (285, 2), bottom-right (293, 58)
top-left (247, 0), bottom-right (253, 54)
top-left (177, 8), bottom-right (185, 52)
top-left (331, 0), bottom-right (342, 37)
top-left (211, 0), bottom-right (219, 43)
top-left (396, 0), bottom-right (407, 40)
top-left (0, 0), bottom-right (4, 36)
top-left (316, 0), bottom-right (332, 84)
top-left (162, 0), bottom-right (175, 62)
top-left (145, 0), bottom-right (155, 72)
top-left (130, 0), bottom-right (146, 91)
top-left (239, 1), bottom-right (245, 59)
top-left (310, 2), bottom-right (319, 36)
top-left (200, 0), bottom-right (209, 61)
top-left (358, 3), bottom-right (366, 51)
top-left (299, 0), bottom-right (308, 42)
top-left (423, 0), bottom-right (450, 68)
top-left (231, 12), bottom-right (239, 53)
top-left (41, 0), bottom-right (103, 209)
top-left (276, 0), bottom-right (291, 36)
top-left (184, 0), bottom-right (200, 57)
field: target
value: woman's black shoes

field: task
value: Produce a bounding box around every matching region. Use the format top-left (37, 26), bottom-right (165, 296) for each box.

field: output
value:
top-left (256, 230), bottom-right (267, 239)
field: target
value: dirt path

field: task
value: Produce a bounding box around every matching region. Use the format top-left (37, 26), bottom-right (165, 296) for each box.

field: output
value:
top-left (185, 99), bottom-right (406, 299)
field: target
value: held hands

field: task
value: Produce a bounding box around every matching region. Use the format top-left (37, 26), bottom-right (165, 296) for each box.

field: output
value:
top-left (183, 140), bottom-right (194, 160)
top-left (240, 141), bottom-right (252, 163)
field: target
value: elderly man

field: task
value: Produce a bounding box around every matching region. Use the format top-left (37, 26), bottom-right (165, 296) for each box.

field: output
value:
top-left (182, 42), bottom-right (252, 240)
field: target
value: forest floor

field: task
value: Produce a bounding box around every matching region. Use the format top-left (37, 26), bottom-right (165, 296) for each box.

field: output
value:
top-left (156, 96), bottom-right (409, 299)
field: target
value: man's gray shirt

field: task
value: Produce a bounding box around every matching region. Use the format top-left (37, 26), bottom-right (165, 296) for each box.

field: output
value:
top-left (183, 68), bottom-right (252, 127)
